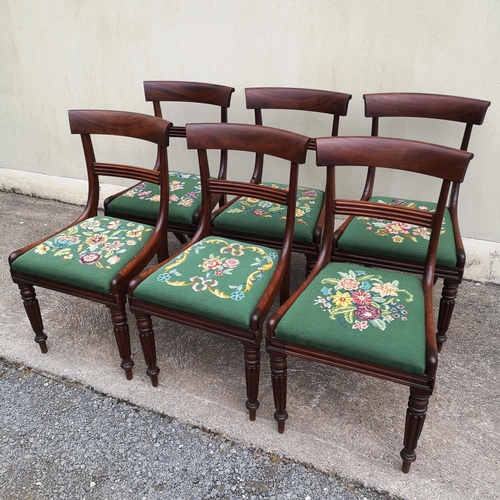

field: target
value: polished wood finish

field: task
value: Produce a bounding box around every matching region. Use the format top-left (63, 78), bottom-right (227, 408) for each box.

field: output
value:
top-left (333, 93), bottom-right (490, 350)
top-left (128, 123), bottom-right (310, 419)
top-left (267, 136), bottom-right (473, 471)
top-left (104, 81), bottom-right (235, 256)
top-left (212, 87), bottom-right (352, 273)
top-left (9, 110), bottom-right (172, 379)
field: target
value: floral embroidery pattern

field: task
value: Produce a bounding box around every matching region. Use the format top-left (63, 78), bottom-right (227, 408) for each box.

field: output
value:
top-left (122, 172), bottom-right (201, 208)
top-left (224, 185), bottom-right (321, 227)
top-left (33, 217), bottom-right (152, 269)
top-left (358, 199), bottom-right (444, 244)
top-left (314, 269), bottom-right (413, 331)
top-left (157, 238), bottom-right (279, 301)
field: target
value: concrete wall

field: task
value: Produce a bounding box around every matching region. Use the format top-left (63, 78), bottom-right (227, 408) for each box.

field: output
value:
top-left (1, 1), bottom-right (499, 281)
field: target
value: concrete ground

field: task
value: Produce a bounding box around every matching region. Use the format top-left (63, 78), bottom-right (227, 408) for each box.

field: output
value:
top-left (1, 191), bottom-right (499, 499)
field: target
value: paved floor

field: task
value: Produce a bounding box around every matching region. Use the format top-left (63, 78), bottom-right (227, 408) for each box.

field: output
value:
top-left (1, 192), bottom-right (499, 499)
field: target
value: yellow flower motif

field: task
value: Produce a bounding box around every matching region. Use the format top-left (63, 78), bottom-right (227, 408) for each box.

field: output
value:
top-left (126, 230), bottom-right (142, 238)
top-left (34, 244), bottom-right (50, 255)
top-left (332, 291), bottom-right (353, 308)
top-left (126, 239), bottom-right (137, 246)
top-left (295, 208), bottom-right (305, 217)
top-left (392, 235), bottom-right (404, 243)
top-left (150, 194), bottom-right (160, 202)
top-left (375, 229), bottom-right (389, 236)
top-left (247, 198), bottom-right (260, 203)
top-left (371, 282), bottom-right (399, 297)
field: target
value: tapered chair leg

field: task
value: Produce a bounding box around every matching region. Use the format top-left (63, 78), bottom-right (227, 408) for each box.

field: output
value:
top-left (136, 313), bottom-right (160, 387)
top-left (437, 278), bottom-right (460, 351)
top-left (400, 388), bottom-right (430, 473)
top-left (108, 306), bottom-right (134, 380)
top-left (244, 345), bottom-right (260, 421)
top-left (18, 283), bottom-right (48, 353)
top-left (270, 351), bottom-right (288, 433)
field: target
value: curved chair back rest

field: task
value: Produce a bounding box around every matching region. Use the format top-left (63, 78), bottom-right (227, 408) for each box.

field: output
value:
top-left (364, 93), bottom-right (490, 126)
top-left (144, 81), bottom-right (235, 138)
top-left (68, 110), bottom-right (172, 217)
top-left (186, 122), bottom-right (310, 240)
top-left (316, 136), bottom-right (474, 274)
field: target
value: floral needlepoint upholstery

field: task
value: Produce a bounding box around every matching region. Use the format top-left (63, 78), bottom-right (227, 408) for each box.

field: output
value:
top-left (213, 183), bottom-right (324, 244)
top-left (134, 237), bottom-right (280, 329)
top-left (11, 217), bottom-right (154, 294)
top-left (275, 262), bottom-right (426, 374)
top-left (337, 197), bottom-right (457, 267)
top-left (106, 172), bottom-right (202, 226)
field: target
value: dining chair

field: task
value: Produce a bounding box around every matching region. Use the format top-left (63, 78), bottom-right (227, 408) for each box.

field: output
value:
top-left (211, 87), bottom-right (351, 274)
top-left (267, 136), bottom-right (473, 472)
top-left (104, 81), bottom-right (235, 259)
top-left (9, 110), bottom-right (172, 380)
top-left (333, 93), bottom-right (490, 350)
top-left (128, 123), bottom-right (310, 420)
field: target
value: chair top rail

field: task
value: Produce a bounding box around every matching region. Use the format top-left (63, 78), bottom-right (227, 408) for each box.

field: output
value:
top-left (316, 136), bottom-right (473, 183)
top-left (68, 110), bottom-right (172, 146)
top-left (186, 123), bottom-right (311, 164)
top-left (144, 81), bottom-right (235, 107)
top-left (364, 92), bottom-right (491, 125)
top-left (246, 87), bottom-right (352, 116)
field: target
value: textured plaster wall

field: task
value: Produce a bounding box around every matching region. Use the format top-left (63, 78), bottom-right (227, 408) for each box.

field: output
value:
top-left (1, 0), bottom-right (499, 243)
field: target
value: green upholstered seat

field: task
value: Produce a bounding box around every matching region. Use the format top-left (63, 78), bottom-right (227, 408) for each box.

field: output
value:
top-left (11, 216), bottom-right (154, 294)
top-left (336, 197), bottom-right (457, 268)
top-left (106, 171), bottom-right (202, 226)
top-left (134, 237), bottom-right (280, 329)
top-left (213, 182), bottom-right (324, 244)
top-left (275, 262), bottom-right (426, 375)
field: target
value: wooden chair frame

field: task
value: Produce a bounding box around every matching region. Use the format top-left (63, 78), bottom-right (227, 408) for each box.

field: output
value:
top-left (211, 87), bottom-right (351, 273)
top-left (9, 110), bottom-right (172, 379)
top-left (267, 136), bottom-right (473, 472)
top-left (333, 93), bottom-right (490, 350)
top-left (128, 123), bottom-right (310, 420)
top-left (104, 81), bottom-right (235, 258)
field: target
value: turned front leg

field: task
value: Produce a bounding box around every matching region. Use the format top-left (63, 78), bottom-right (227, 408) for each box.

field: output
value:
top-left (108, 306), bottom-right (134, 380)
top-left (243, 345), bottom-right (260, 421)
top-left (18, 283), bottom-right (47, 353)
top-left (400, 388), bottom-right (430, 473)
top-left (270, 352), bottom-right (288, 433)
top-left (437, 279), bottom-right (459, 351)
top-left (136, 313), bottom-right (160, 387)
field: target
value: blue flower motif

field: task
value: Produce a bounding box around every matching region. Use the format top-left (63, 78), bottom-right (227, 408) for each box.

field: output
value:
top-left (231, 290), bottom-right (245, 301)
top-left (157, 273), bottom-right (171, 283)
top-left (355, 270), bottom-right (366, 275)
top-left (177, 173), bottom-right (191, 179)
top-left (320, 286), bottom-right (332, 296)
top-left (360, 281), bottom-right (371, 290)
top-left (269, 252), bottom-right (279, 261)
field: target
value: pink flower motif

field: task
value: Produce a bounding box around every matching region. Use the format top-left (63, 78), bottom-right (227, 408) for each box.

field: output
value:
top-left (138, 191), bottom-right (152, 197)
top-left (385, 221), bottom-right (411, 234)
top-left (351, 290), bottom-right (372, 305)
top-left (338, 277), bottom-right (359, 291)
top-left (103, 241), bottom-right (125, 251)
top-left (253, 209), bottom-right (265, 216)
top-left (355, 305), bottom-right (381, 321)
top-left (106, 220), bottom-right (121, 229)
top-left (214, 270), bottom-right (224, 276)
top-left (201, 258), bottom-right (223, 272)
top-left (352, 320), bottom-right (369, 331)
top-left (301, 190), bottom-right (317, 197)
top-left (366, 226), bottom-right (373, 231)
top-left (169, 195), bottom-right (179, 202)
top-left (223, 258), bottom-right (240, 269)
top-left (412, 227), bottom-right (430, 237)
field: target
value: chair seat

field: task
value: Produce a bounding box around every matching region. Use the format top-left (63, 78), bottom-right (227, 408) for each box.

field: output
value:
top-left (106, 171), bottom-right (202, 226)
top-left (134, 237), bottom-right (280, 329)
top-left (275, 262), bottom-right (426, 374)
top-left (214, 183), bottom-right (324, 244)
top-left (336, 197), bottom-right (457, 268)
top-left (11, 216), bottom-right (154, 294)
